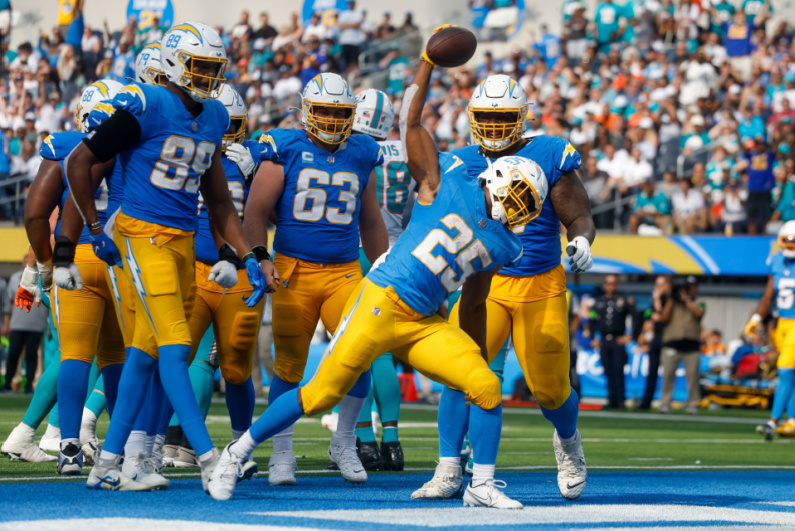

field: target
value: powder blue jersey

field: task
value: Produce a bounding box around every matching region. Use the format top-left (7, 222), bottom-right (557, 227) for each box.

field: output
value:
top-left (769, 253), bottom-right (795, 319)
top-left (40, 131), bottom-right (123, 245)
top-left (257, 129), bottom-right (384, 264)
top-left (194, 140), bottom-right (257, 265)
top-left (453, 135), bottom-right (582, 277)
top-left (109, 83), bottom-right (229, 231)
top-left (368, 152), bottom-right (523, 317)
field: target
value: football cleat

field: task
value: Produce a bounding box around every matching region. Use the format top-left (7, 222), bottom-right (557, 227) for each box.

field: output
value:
top-left (463, 480), bottom-right (523, 509)
top-left (121, 453), bottom-right (170, 490)
top-left (79, 408), bottom-right (99, 464)
top-left (777, 423), bottom-right (795, 438)
top-left (173, 446), bottom-right (200, 467)
top-left (162, 443), bottom-right (178, 467)
top-left (87, 455), bottom-right (152, 491)
top-left (39, 428), bottom-right (61, 452)
top-left (81, 439), bottom-right (100, 465)
top-left (1, 423), bottom-right (57, 463)
top-left (357, 438), bottom-right (385, 471)
top-left (239, 457), bottom-right (258, 482)
top-left (57, 442), bottom-right (84, 476)
top-left (328, 439), bottom-right (367, 483)
top-left (757, 423), bottom-right (776, 441)
top-left (268, 450), bottom-right (297, 486)
top-left (411, 462), bottom-right (463, 499)
top-left (208, 443), bottom-right (244, 500)
top-left (200, 448), bottom-right (220, 492)
top-left (380, 441), bottom-right (405, 471)
top-left (321, 412), bottom-right (338, 433)
top-left (553, 430), bottom-right (587, 500)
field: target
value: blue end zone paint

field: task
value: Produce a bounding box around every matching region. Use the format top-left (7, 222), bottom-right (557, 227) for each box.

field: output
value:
top-left (1, 472), bottom-right (794, 529)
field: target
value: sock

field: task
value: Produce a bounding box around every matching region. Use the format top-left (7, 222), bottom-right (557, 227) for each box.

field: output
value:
top-left (198, 448), bottom-right (218, 467)
top-left (269, 375), bottom-right (300, 454)
top-left (438, 387), bottom-right (470, 459)
top-left (189, 357), bottom-right (216, 420)
top-left (159, 344), bottom-right (214, 456)
top-left (540, 388), bottom-right (579, 440)
top-left (471, 463), bottom-right (496, 487)
top-left (250, 388), bottom-right (305, 444)
top-left (99, 448), bottom-right (120, 462)
top-left (47, 405), bottom-right (60, 429)
top-left (382, 426), bottom-right (398, 444)
top-left (102, 348), bottom-right (158, 455)
top-left (57, 360), bottom-right (92, 440)
top-left (44, 423), bottom-right (60, 439)
top-left (354, 388), bottom-right (377, 444)
top-left (60, 437), bottom-right (79, 450)
top-left (87, 361), bottom-right (101, 398)
top-left (772, 368), bottom-right (794, 421)
top-left (469, 403), bottom-right (502, 475)
top-left (145, 435), bottom-right (155, 453)
top-left (225, 377), bottom-right (255, 433)
top-left (21, 355), bottom-right (60, 430)
top-left (81, 407), bottom-right (97, 429)
top-left (154, 433), bottom-right (166, 453)
top-left (83, 379), bottom-right (107, 419)
top-left (101, 361), bottom-right (124, 417)
top-left (125, 430), bottom-right (146, 456)
top-left (160, 400), bottom-right (175, 435)
top-left (146, 371), bottom-right (166, 438)
top-left (439, 456), bottom-right (459, 467)
top-left (334, 394), bottom-right (366, 447)
top-left (371, 354), bottom-right (401, 425)
top-left (232, 428), bottom-right (245, 441)
top-left (230, 431), bottom-right (256, 459)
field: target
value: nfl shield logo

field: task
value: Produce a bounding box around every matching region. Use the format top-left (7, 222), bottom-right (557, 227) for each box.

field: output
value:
top-left (283, 280), bottom-right (290, 288)
top-left (478, 219), bottom-right (487, 228)
top-left (372, 307), bottom-right (381, 316)
top-left (192, 122), bottom-right (198, 132)
top-left (327, 155), bottom-right (335, 164)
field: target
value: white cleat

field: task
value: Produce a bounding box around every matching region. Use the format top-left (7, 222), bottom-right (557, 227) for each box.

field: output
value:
top-left (87, 456), bottom-right (153, 491)
top-left (1, 423), bottom-right (57, 463)
top-left (162, 443), bottom-right (178, 467)
top-left (321, 412), bottom-right (338, 433)
top-left (208, 443), bottom-right (244, 501)
top-left (268, 450), bottom-right (297, 486)
top-left (39, 428), bottom-right (61, 453)
top-left (79, 409), bottom-right (100, 464)
top-left (121, 453), bottom-right (170, 490)
top-left (553, 429), bottom-right (587, 500)
top-left (411, 462), bottom-right (463, 499)
top-left (239, 457), bottom-right (258, 482)
top-left (200, 448), bottom-right (220, 492)
top-left (463, 480), bottom-right (523, 509)
top-left (173, 446), bottom-right (200, 468)
top-left (328, 439), bottom-right (367, 484)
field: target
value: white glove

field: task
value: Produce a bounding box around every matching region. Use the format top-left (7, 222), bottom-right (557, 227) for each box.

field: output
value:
top-left (225, 143), bottom-right (256, 179)
top-left (37, 260), bottom-right (53, 293)
top-left (53, 263), bottom-right (83, 291)
top-left (208, 260), bottom-right (239, 289)
top-left (566, 236), bottom-right (593, 274)
top-left (20, 265), bottom-right (39, 294)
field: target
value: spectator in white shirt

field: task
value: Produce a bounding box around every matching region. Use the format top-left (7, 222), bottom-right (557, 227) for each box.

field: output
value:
top-left (623, 147), bottom-right (654, 189)
top-left (672, 177), bottom-right (708, 233)
top-left (303, 13), bottom-right (327, 43)
top-left (337, 0), bottom-right (366, 71)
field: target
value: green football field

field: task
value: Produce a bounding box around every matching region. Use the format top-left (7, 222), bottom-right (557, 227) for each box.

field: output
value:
top-left (0, 393), bottom-right (791, 483)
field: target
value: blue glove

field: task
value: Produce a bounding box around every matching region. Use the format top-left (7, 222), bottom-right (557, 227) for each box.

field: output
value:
top-left (244, 257), bottom-right (266, 307)
top-left (90, 231), bottom-right (123, 268)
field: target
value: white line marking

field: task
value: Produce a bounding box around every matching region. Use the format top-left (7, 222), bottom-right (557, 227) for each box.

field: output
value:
top-left (627, 458), bottom-right (674, 461)
top-left (0, 519), bottom-right (323, 531)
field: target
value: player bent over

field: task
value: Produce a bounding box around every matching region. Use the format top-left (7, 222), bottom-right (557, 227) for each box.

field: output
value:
top-left (209, 53), bottom-right (546, 508)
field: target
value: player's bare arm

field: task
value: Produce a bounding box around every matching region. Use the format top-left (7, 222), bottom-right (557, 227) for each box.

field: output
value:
top-left (24, 159), bottom-right (64, 263)
top-left (458, 269), bottom-right (499, 362)
top-left (242, 160), bottom-right (285, 290)
top-left (60, 150), bottom-right (115, 241)
top-left (552, 170), bottom-right (595, 246)
top-left (358, 168), bottom-right (389, 263)
top-left (402, 59), bottom-right (441, 205)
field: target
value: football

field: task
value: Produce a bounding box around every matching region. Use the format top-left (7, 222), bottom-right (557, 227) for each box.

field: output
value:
top-left (424, 26), bottom-right (477, 68)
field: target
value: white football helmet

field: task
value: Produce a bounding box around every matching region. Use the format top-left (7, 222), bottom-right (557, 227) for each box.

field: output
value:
top-left (353, 88), bottom-right (394, 140)
top-left (480, 156), bottom-right (548, 229)
top-left (468, 75), bottom-right (529, 151)
top-left (135, 42), bottom-right (166, 86)
top-left (779, 221), bottom-right (795, 259)
top-left (218, 84), bottom-right (248, 150)
top-left (76, 79), bottom-right (124, 133)
top-left (160, 22), bottom-right (227, 102)
top-left (302, 73), bottom-right (356, 144)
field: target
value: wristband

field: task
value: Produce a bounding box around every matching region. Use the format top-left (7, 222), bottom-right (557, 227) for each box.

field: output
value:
top-left (242, 252), bottom-right (256, 263)
top-left (88, 221), bottom-right (102, 233)
top-left (251, 245), bottom-right (270, 262)
top-left (218, 243), bottom-right (241, 268)
top-left (53, 236), bottom-right (76, 267)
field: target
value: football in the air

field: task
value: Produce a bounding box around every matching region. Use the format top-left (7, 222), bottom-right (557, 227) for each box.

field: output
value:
top-left (425, 26), bottom-right (477, 68)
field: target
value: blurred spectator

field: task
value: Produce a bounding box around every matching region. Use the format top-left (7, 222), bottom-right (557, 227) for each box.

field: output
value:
top-left (534, 24), bottom-right (561, 67)
top-left (628, 178), bottom-right (671, 234)
top-left (622, 147), bottom-right (653, 190)
top-left (594, 0), bottom-right (622, 52)
top-left (337, 0), bottom-right (366, 72)
top-left (672, 178), bottom-right (707, 234)
top-left (254, 12), bottom-right (278, 44)
top-left (738, 105), bottom-right (765, 142)
top-left (702, 329), bottom-right (727, 356)
top-left (375, 12), bottom-right (395, 40)
top-left (659, 276), bottom-right (705, 415)
top-left (302, 12), bottom-right (326, 43)
top-left (110, 36), bottom-right (134, 83)
top-left (563, 4), bottom-right (589, 64)
top-left (717, 176), bottom-right (749, 233)
top-left (231, 10), bottom-right (253, 43)
top-left (638, 275), bottom-right (671, 411)
top-left (735, 137), bottom-right (775, 234)
top-left (0, 124), bottom-right (10, 219)
top-left (581, 155), bottom-right (612, 229)
top-left (379, 43), bottom-right (409, 96)
top-left (398, 12), bottom-right (417, 35)
top-left (301, 37), bottom-right (328, 86)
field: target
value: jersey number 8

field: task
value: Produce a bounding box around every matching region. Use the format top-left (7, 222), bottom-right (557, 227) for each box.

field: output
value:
top-left (293, 168), bottom-right (359, 225)
top-left (150, 136), bottom-right (215, 193)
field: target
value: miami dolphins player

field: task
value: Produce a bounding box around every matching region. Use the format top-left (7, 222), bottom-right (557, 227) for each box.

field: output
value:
top-left (55, 22), bottom-right (272, 491)
top-left (209, 54), bottom-right (547, 506)
top-left (414, 74), bottom-right (594, 501)
top-left (746, 221), bottom-right (795, 440)
top-left (243, 72), bottom-right (388, 486)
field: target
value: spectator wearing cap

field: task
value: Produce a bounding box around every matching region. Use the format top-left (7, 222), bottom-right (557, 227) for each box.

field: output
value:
top-left (672, 177), bottom-right (707, 234)
top-left (735, 136), bottom-right (776, 233)
top-left (337, 0), bottom-right (366, 72)
top-left (680, 51), bottom-right (718, 107)
top-left (628, 178), bottom-right (672, 234)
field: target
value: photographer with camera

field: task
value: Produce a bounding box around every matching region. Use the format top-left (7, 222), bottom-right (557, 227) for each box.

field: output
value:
top-left (659, 275), bottom-right (706, 414)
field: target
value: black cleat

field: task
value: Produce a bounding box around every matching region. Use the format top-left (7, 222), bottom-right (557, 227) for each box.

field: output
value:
top-left (380, 441), bottom-right (404, 471)
top-left (57, 442), bottom-right (84, 476)
top-left (356, 438), bottom-right (386, 471)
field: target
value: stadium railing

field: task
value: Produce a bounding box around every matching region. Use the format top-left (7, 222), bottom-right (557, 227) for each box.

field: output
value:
top-left (0, 174), bottom-right (29, 225)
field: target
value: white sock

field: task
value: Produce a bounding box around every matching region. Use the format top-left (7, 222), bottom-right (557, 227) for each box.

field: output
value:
top-left (558, 431), bottom-right (577, 445)
top-left (60, 437), bottom-right (79, 450)
top-left (332, 394), bottom-right (366, 447)
top-left (272, 424), bottom-right (295, 454)
top-left (471, 463), bottom-right (495, 487)
top-left (154, 434), bottom-right (166, 453)
top-left (198, 448), bottom-right (218, 468)
top-left (787, 418), bottom-right (795, 427)
top-left (231, 428), bottom-right (245, 442)
top-left (144, 435), bottom-right (155, 454)
top-left (125, 430), bottom-right (146, 456)
top-left (98, 448), bottom-right (120, 464)
top-left (230, 432), bottom-right (256, 459)
top-left (768, 419), bottom-right (778, 428)
top-left (439, 457), bottom-right (459, 467)
top-left (44, 424), bottom-right (60, 439)
top-left (81, 407), bottom-right (97, 427)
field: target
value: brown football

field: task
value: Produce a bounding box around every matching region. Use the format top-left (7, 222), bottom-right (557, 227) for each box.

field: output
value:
top-left (425, 26), bottom-right (477, 68)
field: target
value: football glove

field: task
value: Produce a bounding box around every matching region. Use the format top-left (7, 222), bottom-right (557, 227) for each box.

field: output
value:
top-left (225, 143), bottom-right (256, 180)
top-left (744, 313), bottom-right (762, 340)
top-left (90, 231), bottom-right (123, 268)
top-left (421, 24), bottom-right (457, 66)
top-left (209, 260), bottom-right (239, 289)
top-left (244, 256), bottom-right (266, 307)
top-left (566, 236), bottom-right (593, 274)
top-left (53, 236), bottom-right (83, 291)
top-left (37, 260), bottom-right (53, 293)
top-left (15, 265), bottom-right (39, 312)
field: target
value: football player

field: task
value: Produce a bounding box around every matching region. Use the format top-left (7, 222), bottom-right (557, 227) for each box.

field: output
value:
top-left (208, 51), bottom-right (547, 506)
top-left (746, 221), bottom-right (795, 440)
top-left (55, 22), bottom-right (272, 491)
top-left (243, 72), bottom-right (388, 485)
top-left (413, 74), bottom-right (594, 501)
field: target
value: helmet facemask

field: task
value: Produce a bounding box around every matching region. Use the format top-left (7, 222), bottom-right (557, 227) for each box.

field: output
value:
top-left (303, 101), bottom-right (355, 144)
top-left (488, 167), bottom-right (542, 229)
top-left (780, 234), bottom-right (795, 259)
top-left (147, 67), bottom-right (168, 87)
top-left (469, 106), bottom-right (527, 151)
top-left (222, 113), bottom-right (247, 151)
top-left (175, 52), bottom-right (227, 102)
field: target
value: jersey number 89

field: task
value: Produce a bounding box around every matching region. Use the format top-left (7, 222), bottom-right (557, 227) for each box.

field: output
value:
top-left (293, 168), bottom-right (359, 224)
top-left (150, 136), bottom-right (215, 193)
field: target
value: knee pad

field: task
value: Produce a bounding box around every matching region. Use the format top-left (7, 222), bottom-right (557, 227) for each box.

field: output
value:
top-left (302, 386), bottom-right (346, 417)
top-left (532, 376), bottom-right (570, 409)
top-left (533, 320), bottom-right (568, 355)
top-left (467, 367), bottom-right (502, 410)
top-left (229, 311), bottom-right (259, 351)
